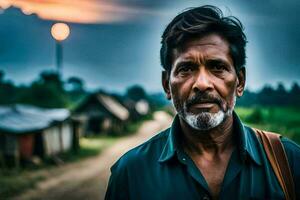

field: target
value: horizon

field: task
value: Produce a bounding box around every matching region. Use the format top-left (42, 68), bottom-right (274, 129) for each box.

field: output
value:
top-left (1, 69), bottom-right (299, 95)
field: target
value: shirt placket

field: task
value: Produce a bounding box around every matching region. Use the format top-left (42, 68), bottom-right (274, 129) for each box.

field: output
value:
top-left (218, 148), bottom-right (244, 200)
top-left (177, 150), bottom-right (212, 200)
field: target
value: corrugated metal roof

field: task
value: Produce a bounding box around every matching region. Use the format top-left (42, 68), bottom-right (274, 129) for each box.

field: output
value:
top-left (97, 94), bottom-right (129, 121)
top-left (0, 104), bottom-right (70, 134)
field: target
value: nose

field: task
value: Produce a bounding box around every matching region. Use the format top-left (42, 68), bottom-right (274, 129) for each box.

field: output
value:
top-left (192, 67), bottom-right (213, 93)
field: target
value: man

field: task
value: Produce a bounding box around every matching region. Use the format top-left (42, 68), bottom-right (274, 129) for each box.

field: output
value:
top-left (105, 5), bottom-right (300, 200)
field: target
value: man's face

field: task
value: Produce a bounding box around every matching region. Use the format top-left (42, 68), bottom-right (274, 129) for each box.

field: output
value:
top-left (162, 33), bottom-right (245, 131)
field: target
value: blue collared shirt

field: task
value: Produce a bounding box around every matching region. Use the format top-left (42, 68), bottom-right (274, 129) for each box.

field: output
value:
top-left (105, 112), bottom-right (300, 200)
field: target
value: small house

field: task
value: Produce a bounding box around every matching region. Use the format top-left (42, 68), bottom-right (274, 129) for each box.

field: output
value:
top-left (0, 104), bottom-right (78, 167)
top-left (73, 92), bottom-right (130, 135)
top-left (123, 98), bottom-right (150, 121)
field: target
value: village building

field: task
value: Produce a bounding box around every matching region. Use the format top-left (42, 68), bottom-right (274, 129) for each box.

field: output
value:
top-left (122, 98), bottom-right (150, 121)
top-left (73, 91), bottom-right (130, 135)
top-left (0, 104), bottom-right (79, 168)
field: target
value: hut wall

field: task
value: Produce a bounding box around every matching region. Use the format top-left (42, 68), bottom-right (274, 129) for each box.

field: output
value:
top-left (19, 134), bottom-right (34, 160)
top-left (61, 122), bottom-right (72, 152)
top-left (3, 134), bottom-right (19, 167)
top-left (4, 135), bottom-right (19, 156)
top-left (43, 127), bottom-right (61, 156)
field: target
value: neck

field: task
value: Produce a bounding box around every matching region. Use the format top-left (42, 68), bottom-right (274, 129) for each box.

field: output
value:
top-left (179, 114), bottom-right (235, 157)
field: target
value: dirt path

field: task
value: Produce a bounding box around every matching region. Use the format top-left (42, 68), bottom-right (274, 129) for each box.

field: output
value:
top-left (14, 111), bottom-right (172, 200)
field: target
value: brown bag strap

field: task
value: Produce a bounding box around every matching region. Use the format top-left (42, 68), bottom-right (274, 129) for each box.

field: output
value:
top-left (253, 128), bottom-right (295, 200)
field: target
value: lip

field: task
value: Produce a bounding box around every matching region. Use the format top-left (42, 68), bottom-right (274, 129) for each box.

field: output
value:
top-left (190, 103), bottom-right (216, 109)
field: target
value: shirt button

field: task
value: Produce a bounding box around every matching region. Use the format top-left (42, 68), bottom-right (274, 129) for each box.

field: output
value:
top-left (202, 195), bottom-right (210, 200)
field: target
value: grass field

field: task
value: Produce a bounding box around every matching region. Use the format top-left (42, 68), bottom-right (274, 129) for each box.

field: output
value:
top-left (235, 106), bottom-right (300, 144)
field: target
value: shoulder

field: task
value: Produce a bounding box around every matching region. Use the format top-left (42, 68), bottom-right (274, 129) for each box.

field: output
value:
top-left (244, 126), bottom-right (300, 158)
top-left (105, 128), bottom-right (170, 199)
top-left (281, 136), bottom-right (300, 153)
top-left (280, 136), bottom-right (300, 197)
top-left (110, 128), bottom-right (170, 173)
top-left (280, 137), bottom-right (300, 167)
top-left (244, 126), bottom-right (300, 171)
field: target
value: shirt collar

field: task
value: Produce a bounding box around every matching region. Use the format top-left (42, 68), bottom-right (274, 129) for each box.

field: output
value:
top-left (233, 112), bottom-right (262, 165)
top-left (158, 115), bottom-right (180, 162)
top-left (158, 111), bottom-right (262, 166)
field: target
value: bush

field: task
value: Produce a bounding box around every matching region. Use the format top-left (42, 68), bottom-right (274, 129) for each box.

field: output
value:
top-left (245, 108), bottom-right (264, 124)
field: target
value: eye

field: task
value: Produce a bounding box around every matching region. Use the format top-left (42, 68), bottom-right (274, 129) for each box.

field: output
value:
top-left (178, 66), bottom-right (193, 73)
top-left (206, 60), bottom-right (229, 72)
top-left (176, 62), bottom-right (197, 75)
top-left (212, 64), bottom-right (227, 71)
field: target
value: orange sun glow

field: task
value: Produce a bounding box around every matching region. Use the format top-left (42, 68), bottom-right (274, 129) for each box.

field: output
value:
top-left (0, 0), bottom-right (142, 24)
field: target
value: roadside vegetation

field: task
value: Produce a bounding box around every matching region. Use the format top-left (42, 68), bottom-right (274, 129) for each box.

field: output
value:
top-left (235, 106), bottom-right (300, 144)
top-left (0, 169), bottom-right (45, 199)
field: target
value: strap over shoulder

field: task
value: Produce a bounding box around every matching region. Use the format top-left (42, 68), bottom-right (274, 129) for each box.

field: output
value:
top-left (252, 128), bottom-right (295, 200)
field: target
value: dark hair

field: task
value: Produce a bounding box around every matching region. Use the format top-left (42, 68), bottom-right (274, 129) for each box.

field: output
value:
top-left (160, 5), bottom-right (247, 72)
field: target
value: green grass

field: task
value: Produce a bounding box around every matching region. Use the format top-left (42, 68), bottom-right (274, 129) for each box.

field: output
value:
top-left (59, 136), bottom-right (118, 162)
top-left (0, 169), bottom-right (45, 199)
top-left (235, 106), bottom-right (300, 144)
top-left (124, 121), bottom-right (144, 134)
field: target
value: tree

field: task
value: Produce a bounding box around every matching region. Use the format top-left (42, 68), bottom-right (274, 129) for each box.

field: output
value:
top-left (290, 82), bottom-right (300, 106)
top-left (125, 85), bottom-right (148, 101)
top-left (39, 71), bottom-right (64, 92)
top-left (0, 71), bottom-right (18, 104)
top-left (257, 85), bottom-right (276, 106)
top-left (66, 76), bottom-right (85, 92)
top-left (291, 82), bottom-right (300, 94)
top-left (236, 89), bottom-right (258, 107)
top-left (275, 82), bottom-right (288, 106)
top-left (0, 70), bottom-right (4, 82)
top-left (66, 76), bottom-right (87, 105)
top-left (17, 70), bottom-right (68, 108)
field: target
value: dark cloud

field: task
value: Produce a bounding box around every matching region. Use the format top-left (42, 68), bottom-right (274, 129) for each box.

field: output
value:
top-left (0, 1), bottom-right (299, 92)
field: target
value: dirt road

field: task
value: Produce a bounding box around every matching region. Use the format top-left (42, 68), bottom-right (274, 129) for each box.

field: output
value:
top-left (14, 111), bottom-right (172, 200)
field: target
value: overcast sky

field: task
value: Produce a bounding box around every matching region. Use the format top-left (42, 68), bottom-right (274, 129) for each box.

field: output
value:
top-left (0, 0), bottom-right (299, 93)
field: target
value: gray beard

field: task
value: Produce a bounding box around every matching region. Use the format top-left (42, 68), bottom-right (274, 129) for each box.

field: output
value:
top-left (174, 97), bottom-right (236, 131)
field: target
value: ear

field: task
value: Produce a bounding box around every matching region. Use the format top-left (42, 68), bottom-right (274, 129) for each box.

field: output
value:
top-left (162, 71), bottom-right (171, 100)
top-left (236, 67), bottom-right (246, 97)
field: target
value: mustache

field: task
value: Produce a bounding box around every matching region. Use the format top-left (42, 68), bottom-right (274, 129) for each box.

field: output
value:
top-left (185, 92), bottom-right (223, 108)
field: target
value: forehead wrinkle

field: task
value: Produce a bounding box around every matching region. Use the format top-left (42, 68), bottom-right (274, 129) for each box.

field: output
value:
top-left (183, 33), bottom-right (230, 51)
top-left (175, 49), bottom-right (230, 66)
top-left (172, 34), bottom-right (232, 69)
